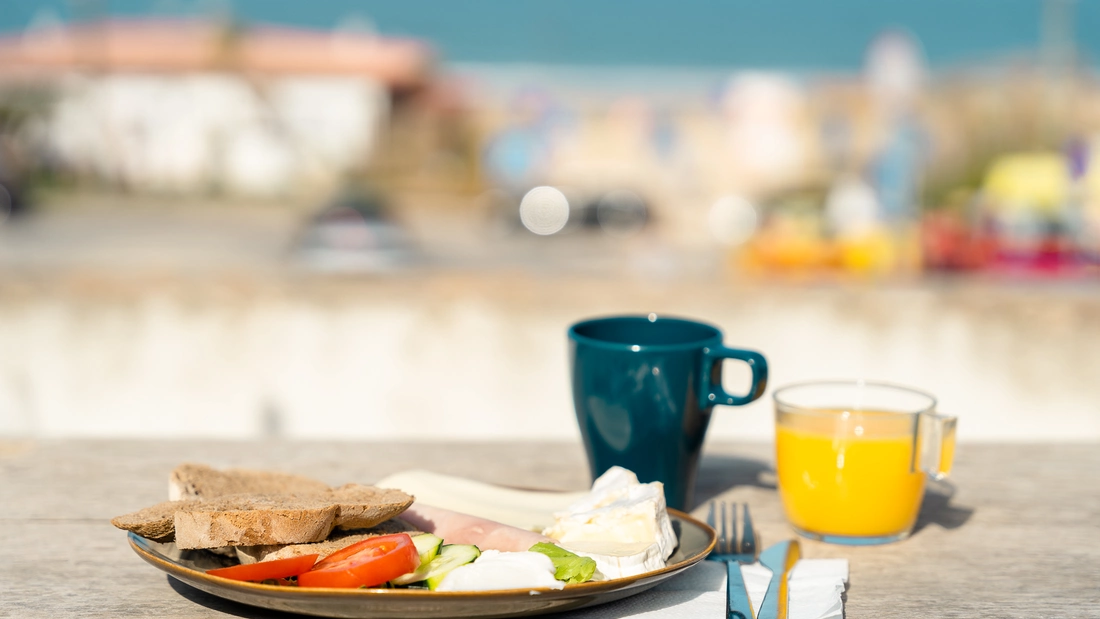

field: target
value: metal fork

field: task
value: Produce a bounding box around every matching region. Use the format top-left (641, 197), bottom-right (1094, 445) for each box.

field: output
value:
top-left (706, 501), bottom-right (759, 619)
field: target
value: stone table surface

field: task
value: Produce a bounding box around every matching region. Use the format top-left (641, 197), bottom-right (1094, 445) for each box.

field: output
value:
top-left (2, 439), bottom-right (1098, 618)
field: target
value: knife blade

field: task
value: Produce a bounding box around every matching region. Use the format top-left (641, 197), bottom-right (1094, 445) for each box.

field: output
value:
top-left (776, 540), bottom-right (801, 619)
top-left (756, 540), bottom-right (802, 619)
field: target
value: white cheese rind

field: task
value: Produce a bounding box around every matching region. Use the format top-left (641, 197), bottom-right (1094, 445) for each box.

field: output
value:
top-left (557, 539), bottom-right (666, 579)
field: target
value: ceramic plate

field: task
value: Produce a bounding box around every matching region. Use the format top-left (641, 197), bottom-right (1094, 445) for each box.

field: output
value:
top-left (128, 509), bottom-right (716, 618)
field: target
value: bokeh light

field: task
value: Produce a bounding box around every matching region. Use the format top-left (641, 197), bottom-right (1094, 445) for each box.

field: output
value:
top-left (519, 186), bottom-right (570, 235)
top-left (708, 195), bottom-right (758, 246)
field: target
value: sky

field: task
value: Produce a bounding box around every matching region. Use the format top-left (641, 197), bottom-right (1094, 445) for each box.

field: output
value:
top-left (2, 0), bottom-right (1096, 70)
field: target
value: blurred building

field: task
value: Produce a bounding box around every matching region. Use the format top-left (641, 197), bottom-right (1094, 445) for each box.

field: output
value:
top-left (439, 26), bottom-right (1100, 278)
top-left (0, 18), bottom-right (433, 198)
top-left (1, 13), bottom-right (1099, 277)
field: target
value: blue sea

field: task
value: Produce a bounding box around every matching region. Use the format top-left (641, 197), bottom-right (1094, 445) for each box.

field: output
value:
top-left (3, 0), bottom-right (1097, 71)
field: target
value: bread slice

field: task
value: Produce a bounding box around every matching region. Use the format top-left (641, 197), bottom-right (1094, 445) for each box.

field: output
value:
top-left (170, 465), bottom-right (416, 532)
top-left (169, 463), bottom-right (330, 501)
top-left (173, 496), bottom-right (340, 550)
top-left (112, 482), bottom-right (415, 549)
top-left (111, 499), bottom-right (202, 542)
top-left (328, 484), bottom-right (417, 530)
top-left (235, 518), bottom-right (421, 564)
top-left (112, 494), bottom-right (339, 549)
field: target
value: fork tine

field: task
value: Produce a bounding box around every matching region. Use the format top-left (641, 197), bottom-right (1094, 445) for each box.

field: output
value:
top-left (707, 501), bottom-right (723, 553)
top-left (740, 503), bottom-right (757, 558)
top-left (730, 502), bottom-right (739, 554)
top-left (717, 501), bottom-right (726, 554)
top-left (719, 502), bottom-right (727, 554)
top-left (708, 500), bottom-right (754, 557)
top-left (707, 501), bottom-right (758, 619)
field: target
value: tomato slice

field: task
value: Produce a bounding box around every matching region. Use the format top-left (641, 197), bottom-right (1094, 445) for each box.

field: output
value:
top-left (297, 534), bottom-right (420, 589)
top-left (206, 554), bottom-right (319, 583)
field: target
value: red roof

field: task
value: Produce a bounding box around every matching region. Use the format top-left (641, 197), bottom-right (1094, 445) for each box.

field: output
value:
top-left (0, 18), bottom-right (435, 88)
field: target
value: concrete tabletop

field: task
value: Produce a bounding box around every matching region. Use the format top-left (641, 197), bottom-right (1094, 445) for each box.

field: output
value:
top-left (2, 439), bottom-right (1098, 618)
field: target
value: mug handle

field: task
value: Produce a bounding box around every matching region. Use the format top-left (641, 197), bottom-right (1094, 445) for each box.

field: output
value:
top-left (701, 346), bottom-right (768, 407)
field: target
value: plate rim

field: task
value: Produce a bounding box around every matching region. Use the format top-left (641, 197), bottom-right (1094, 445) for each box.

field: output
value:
top-left (128, 507), bottom-right (716, 602)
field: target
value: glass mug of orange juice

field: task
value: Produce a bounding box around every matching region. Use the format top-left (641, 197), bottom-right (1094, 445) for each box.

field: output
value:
top-left (774, 380), bottom-right (957, 545)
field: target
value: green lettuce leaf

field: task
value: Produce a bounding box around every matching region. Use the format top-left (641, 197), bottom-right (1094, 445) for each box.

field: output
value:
top-left (529, 542), bottom-right (597, 584)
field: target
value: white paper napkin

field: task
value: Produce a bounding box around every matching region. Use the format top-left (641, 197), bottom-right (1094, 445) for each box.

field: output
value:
top-left (557, 558), bottom-right (848, 619)
top-left (739, 558), bottom-right (849, 619)
top-left (785, 559), bottom-right (850, 619)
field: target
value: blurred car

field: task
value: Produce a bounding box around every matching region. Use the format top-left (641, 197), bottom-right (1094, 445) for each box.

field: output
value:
top-left (0, 139), bottom-right (28, 224)
top-left (291, 186), bottom-right (418, 272)
top-left (489, 186), bottom-right (651, 238)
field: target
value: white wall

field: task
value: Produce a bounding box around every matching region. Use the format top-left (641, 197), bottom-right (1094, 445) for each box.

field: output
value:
top-left (1, 277), bottom-right (1096, 442)
top-left (40, 73), bottom-right (388, 195)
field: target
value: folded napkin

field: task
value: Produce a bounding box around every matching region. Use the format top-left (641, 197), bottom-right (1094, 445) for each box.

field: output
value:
top-left (741, 559), bottom-right (849, 619)
top-left (557, 558), bottom-right (848, 619)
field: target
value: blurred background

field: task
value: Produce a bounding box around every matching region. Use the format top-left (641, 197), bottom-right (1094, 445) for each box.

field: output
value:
top-left (0, 0), bottom-right (1097, 443)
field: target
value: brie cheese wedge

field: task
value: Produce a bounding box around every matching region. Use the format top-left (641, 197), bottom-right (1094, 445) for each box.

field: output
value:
top-left (541, 466), bottom-right (678, 579)
top-left (556, 539), bottom-right (666, 579)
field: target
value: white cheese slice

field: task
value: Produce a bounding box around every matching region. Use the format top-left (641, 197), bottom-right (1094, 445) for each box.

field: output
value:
top-left (557, 539), bottom-right (666, 579)
top-left (373, 469), bottom-right (586, 531)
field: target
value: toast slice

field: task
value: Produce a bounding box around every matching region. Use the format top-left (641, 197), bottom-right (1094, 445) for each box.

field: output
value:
top-left (112, 484), bottom-right (415, 549)
top-left (111, 499), bottom-right (202, 542)
top-left (167, 465), bottom-right (416, 531)
top-left (235, 518), bottom-right (421, 564)
top-left (112, 494), bottom-right (340, 549)
top-left (174, 496), bottom-right (340, 550)
top-left (169, 463), bottom-right (330, 501)
top-left (328, 484), bottom-right (418, 530)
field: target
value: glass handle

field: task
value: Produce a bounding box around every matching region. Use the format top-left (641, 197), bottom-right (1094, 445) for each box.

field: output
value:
top-left (919, 413), bottom-right (957, 480)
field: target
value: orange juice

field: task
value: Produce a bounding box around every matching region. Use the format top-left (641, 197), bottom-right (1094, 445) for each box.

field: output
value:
top-left (776, 410), bottom-right (926, 538)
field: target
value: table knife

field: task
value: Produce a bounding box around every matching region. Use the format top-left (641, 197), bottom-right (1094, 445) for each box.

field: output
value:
top-left (756, 540), bottom-right (802, 619)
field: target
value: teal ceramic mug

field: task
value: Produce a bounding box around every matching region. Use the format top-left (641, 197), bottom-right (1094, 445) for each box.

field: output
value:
top-left (568, 314), bottom-right (768, 510)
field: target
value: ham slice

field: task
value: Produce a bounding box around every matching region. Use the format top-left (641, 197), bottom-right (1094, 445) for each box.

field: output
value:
top-left (400, 504), bottom-right (554, 552)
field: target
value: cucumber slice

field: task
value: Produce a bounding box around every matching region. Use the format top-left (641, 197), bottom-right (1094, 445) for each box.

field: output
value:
top-left (411, 533), bottom-right (443, 565)
top-left (391, 544), bottom-right (480, 589)
top-left (425, 545), bottom-right (481, 590)
top-left (390, 534), bottom-right (445, 586)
